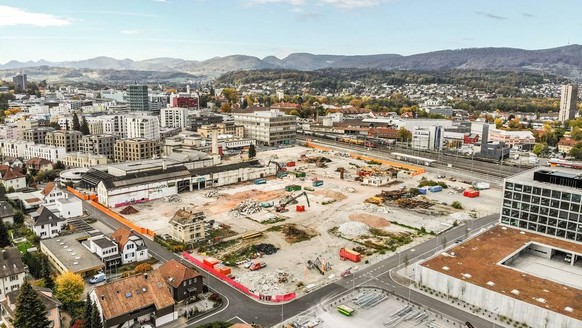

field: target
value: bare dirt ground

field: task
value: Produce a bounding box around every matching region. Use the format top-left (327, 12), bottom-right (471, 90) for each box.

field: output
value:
top-left (117, 146), bottom-right (502, 295)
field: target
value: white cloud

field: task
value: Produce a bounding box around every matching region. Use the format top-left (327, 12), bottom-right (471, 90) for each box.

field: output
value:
top-left (120, 30), bottom-right (140, 35)
top-left (0, 6), bottom-right (72, 27)
top-left (319, 0), bottom-right (380, 8)
top-left (244, 0), bottom-right (305, 6)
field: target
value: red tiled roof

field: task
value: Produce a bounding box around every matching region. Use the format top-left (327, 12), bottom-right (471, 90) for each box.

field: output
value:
top-left (111, 227), bottom-right (132, 249)
top-left (1, 168), bottom-right (24, 181)
top-left (558, 139), bottom-right (578, 147)
top-left (41, 182), bottom-right (56, 197)
top-left (158, 259), bottom-right (200, 289)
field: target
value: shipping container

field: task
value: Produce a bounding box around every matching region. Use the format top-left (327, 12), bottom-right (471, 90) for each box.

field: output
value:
top-left (339, 248), bottom-right (361, 262)
top-left (429, 185), bottom-right (443, 192)
top-left (296, 205), bottom-right (306, 212)
top-left (285, 185), bottom-right (302, 192)
top-left (417, 188), bottom-right (428, 194)
top-left (286, 161), bottom-right (296, 167)
top-left (313, 180), bottom-right (324, 187)
top-left (254, 178), bottom-right (267, 184)
top-left (203, 257), bottom-right (219, 268)
top-left (215, 265), bottom-right (232, 275)
top-left (463, 190), bottom-right (480, 198)
top-left (294, 171), bottom-right (306, 178)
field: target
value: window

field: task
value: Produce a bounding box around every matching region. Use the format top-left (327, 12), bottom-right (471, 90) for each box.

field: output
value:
top-left (10, 275), bottom-right (18, 281)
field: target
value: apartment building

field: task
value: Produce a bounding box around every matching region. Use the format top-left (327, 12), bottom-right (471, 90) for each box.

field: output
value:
top-left (0, 140), bottom-right (34, 158)
top-left (24, 144), bottom-right (67, 162)
top-left (126, 115), bottom-right (160, 140)
top-left (22, 127), bottom-right (55, 144)
top-left (198, 122), bottom-right (244, 138)
top-left (114, 138), bottom-right (161, 162)
top-left (161, 107), bottom-right (188, 128)
top-left (45, 130), bottom-right (82, 152)
top-left (169, 209), bottom-right (206, 243)
top-left (0, 247), bottom-right (27, 300)
top-left (558, 84), bottom-right (579, 123)
top-left (99, 115), bottom-right (127, 138)
top-left (501, 168), bottom-right (582, 243)
top-left (79, 134), bottom-right (119, 159)
top-left (62, 153), bottom-right (108, 168)
top-left (234, 109), bottom-right (296, 146)
top-left (88, 121), bottom-right (104, 135)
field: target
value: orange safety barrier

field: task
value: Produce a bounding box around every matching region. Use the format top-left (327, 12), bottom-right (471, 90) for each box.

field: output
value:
top-left (66, 186), bottom-right (90, 200)
top-left (90, 201), bottom-right (156, 237)
top-left (305, 142), bottom-right (331, 152)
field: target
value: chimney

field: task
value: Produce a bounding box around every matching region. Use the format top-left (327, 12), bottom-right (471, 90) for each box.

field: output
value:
top-left (211, 130), bottom-right (219, 155)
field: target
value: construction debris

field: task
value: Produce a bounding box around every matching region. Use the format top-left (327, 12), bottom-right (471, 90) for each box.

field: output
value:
top-left (256, 243), bottom-right (278, 255)
top-left (338, 222), bottom-right (370, 236)
top-left (230, 200), bottom-right (262, 217)
top-left (393, 198), bottom-right (433, 209)
top-left (204, 190), bottom-right (219, 198)
top-left (164, 194), bottom-right (180, 203)
top-left (349, 213), bottom-right (390, 228)
top-left (120, 205), bottom-right (139, 215)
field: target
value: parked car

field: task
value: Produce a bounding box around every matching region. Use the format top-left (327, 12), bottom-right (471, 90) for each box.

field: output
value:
top-left (565, 254), bottom-right (572, 263)
top-left (89, 272), bottom-right (107, 284)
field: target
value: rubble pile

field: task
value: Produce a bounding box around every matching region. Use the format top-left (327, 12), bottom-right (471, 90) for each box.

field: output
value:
top-left (338, 222), bottom-right (370, 236)
top-left (230, 200), bottom-right (262, 217)
top-left (242, 271), bottom-right (296, 294)
top-left (164, 195), bottom-right (180, 203)
top-left (255, 243), bottom-right (278, 255)
top-left (120, 205), bottom-right (139, 215)
top-left (394, 198), bottom-right (433, 209)
top-left (204, 190), bottom-right (219, 198)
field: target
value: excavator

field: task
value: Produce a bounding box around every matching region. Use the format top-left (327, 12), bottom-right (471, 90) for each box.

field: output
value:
top-left (268, 160), bottom-right (288, 178)
top-left (276, 191), bottom-right (310, 212)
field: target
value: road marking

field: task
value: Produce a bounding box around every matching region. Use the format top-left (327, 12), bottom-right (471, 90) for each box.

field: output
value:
top-left (226, 316), bottom-right (249, 324)
top-left (187, 293), bottom-right (230, 326)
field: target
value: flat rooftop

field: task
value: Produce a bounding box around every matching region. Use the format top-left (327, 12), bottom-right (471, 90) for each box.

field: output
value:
top-left (421, 225), bottom-right (582, 321)
top-left (507, 167), bottom-right (582, 192)
top-left (41, 232), bottom-right (104, 273)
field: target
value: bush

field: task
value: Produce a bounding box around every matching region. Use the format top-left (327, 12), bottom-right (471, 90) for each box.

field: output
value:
top-left (451, 201), bottom-right (463, 209)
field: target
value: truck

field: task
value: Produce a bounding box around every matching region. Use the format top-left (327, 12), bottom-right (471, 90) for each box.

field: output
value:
top-left (339, 248), bottom-right (362, 262)
top-left (472, 181), bottom-right (490, 190)
top-left (254, 178), bottom-right (267, 185)
top-left (249, 261), bottom-right (267, 271)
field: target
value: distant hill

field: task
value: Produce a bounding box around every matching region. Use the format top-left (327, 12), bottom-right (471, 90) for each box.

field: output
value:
top-left (2, 45), bottom-right (582, 81)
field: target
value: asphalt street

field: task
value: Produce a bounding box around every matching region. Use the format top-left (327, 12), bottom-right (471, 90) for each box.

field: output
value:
top-left (83, 201), bottom-right (501, 327)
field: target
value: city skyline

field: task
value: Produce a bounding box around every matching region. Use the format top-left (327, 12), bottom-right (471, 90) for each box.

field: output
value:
top-left (0, 0), bottom-right (581, 64)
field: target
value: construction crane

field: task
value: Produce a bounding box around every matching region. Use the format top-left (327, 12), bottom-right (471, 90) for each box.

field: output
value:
top-left (268, 160), bottom-right (287, 178)
top-left (279, 191), bottom-right (310, 208)
top-left (307, 257), bottom-right (331, 275)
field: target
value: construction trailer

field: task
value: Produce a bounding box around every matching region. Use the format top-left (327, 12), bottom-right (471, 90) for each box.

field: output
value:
top-left (339, 248), bottom-right (361, 262)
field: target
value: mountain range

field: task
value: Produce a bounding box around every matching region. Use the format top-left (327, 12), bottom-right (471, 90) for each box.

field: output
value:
top-left (1, 45), bottom-right (582, 81)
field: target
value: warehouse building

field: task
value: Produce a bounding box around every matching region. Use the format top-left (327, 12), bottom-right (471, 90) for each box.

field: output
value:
top-left (40, 232), bottom-right (105, 277)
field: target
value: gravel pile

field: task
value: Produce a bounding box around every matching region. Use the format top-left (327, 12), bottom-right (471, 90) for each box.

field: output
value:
top-left (450, 212), bottom-right (471, 221)
top-left (338, 222), bottom-right (370, 236)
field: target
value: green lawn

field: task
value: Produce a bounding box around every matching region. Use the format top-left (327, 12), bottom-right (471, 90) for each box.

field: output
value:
top-left (17, 241), bottom-right (33, 254)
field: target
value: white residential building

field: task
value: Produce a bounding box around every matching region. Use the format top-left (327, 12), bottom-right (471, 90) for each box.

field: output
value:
top-left (111, 228), bottom-right (149, 265)
top-left (126, 115), bottom-right (160, 140)
top-left (31, 207), bottom-right (67, 239)
top-left (0, 248), bottom-right (27, 301)
top-left (0, 140), bottom-right (33, 158)
top-left (161, 107), bottom-right (189, 128)
top-left (99, 115), bottom-right (127, 138)
top-left (24, 144), bottom-right (67, 161)
top-left (0, 125), bottom-right (18, 141)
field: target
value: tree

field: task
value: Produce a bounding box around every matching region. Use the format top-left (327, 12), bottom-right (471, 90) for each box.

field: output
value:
top-left (72, 113), bottom-right (81, 132)
top-left (41, 257), bottom-right (54, 290)
top-left (451, 201), bottom-right (463, 209)
top-left (248, 144), bottom-right (257, 159)
top-left (133, 263), bottom-right (153, 274)
top-left (55, 272), bottom-right (84, 307)
top-left (570, 143), bottom-right (582, 160)
top-left (48, 122), bottom-right (61, 130)
top-left (13, 210), bottom-right (25, 225)
top-left (14, 280), bottom-right (51, 328)
top-left (397, 127), bottom-right (412, 143)
top-left (532, 143), bottom-right (548, 156)
top-left (7, 186), bottom-right (15, 193)
top-left (221, 88), bottom-right (238, 104)
top-left (0, 183), bottom-right (5, 201)
top-left (54, 161), bottom-right (65, 170)
top-left (91, 302), bottom-right (103, 328)
top-left (572, 127), bottom-right (582, 141)
top-left (0, 221), bottom-right (10, 247)
top-left (219, 103), bottom-right (231, 113)
top-left (80, 117), bottom-right (90, 135)
top-left (83, 294), bottom-right (93, 327)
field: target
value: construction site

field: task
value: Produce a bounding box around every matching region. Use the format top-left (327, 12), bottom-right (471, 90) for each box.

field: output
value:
top-left (112, 145), bottom-right (502, 297)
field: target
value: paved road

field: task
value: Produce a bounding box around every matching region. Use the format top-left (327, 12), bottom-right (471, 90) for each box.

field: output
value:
top-left (84, 200), bottom-right (501, 327)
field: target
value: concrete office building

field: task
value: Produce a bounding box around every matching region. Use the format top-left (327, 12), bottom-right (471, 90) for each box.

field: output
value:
top-left (161, 107), bottom-right (189, 129)
top-left (126, 115), bottom-right (160, 140)
top-left (12, 73), bottom-right (27, 90)
top-left (45, 130), bottom-right (82, 152)
top-left (113, 138), bottom-right (161, 162)
top-left (559, 84), bottom-right (579, 123)
top-left (79, 135), bottom-right (119, 159)
top-left (234, 109), bottom-right (296, 146)
top-left (95, 115), bottom-right (126, 138)
top-left (411, 125), bottom-right (444, 150)
top-left (24, 145), bottom-right (67, 162)
top-left (128, 85), bottom-right (149, 111)
top-left (501, 168), bottom-right (582, 243)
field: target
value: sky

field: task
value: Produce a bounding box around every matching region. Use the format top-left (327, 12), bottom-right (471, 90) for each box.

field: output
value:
top-left (0, 0), bottom-right (580, 63)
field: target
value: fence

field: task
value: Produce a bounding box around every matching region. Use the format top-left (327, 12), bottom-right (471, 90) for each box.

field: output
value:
top-left (90, 201), bottom-right (156, 237)
top-left (182, 251), bottom-right (296, 303)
